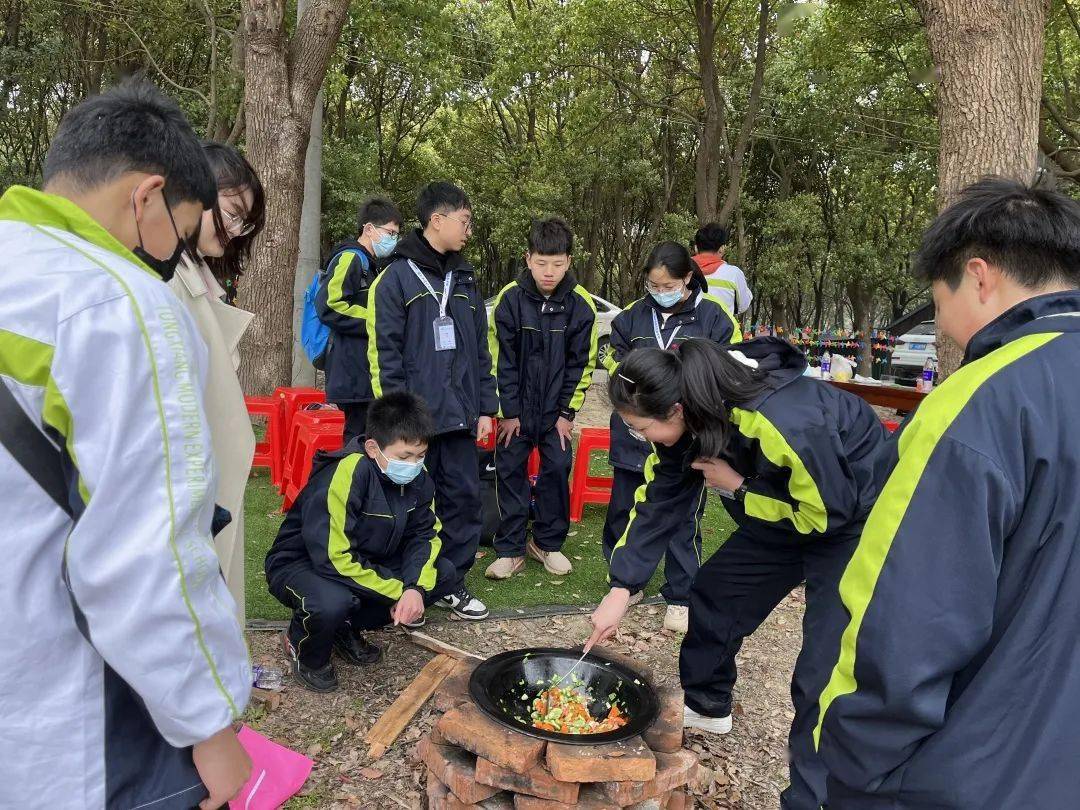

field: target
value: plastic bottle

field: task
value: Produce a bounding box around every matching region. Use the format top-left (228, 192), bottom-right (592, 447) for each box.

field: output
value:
top-left (917, 357), bottom-right (935, 393)
top-left (820, 351), bottom-right (832, 380)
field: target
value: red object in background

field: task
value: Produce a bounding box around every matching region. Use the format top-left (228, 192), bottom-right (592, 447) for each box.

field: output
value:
top-left (882, 419), bottom-right (901, 433)
top-left (279, 408), bottom-right (344, 510)
top-left (476, 418), bottom-right (541, 477)
top-left (245, 395), bottom-right (284, 487)
top-left (275, 386), bottom-right (325, 448)
top-left (569, 427), bottom-right (613, 522)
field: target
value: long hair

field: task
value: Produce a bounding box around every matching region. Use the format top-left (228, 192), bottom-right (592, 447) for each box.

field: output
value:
top-left (608, 340), bottom-right (767, 457)
top-left (201, 141), bottom-right (266, 292)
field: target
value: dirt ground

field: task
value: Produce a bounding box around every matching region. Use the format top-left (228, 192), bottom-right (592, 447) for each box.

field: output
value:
top-left (245, 589), bottom-right (803, 809)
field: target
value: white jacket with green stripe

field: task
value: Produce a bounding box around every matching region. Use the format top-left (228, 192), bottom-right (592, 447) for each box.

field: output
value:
top-left (0, 187), bottom-right (251, 808)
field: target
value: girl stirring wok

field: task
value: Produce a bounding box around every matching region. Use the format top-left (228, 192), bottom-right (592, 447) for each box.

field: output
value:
top-left (587, 338), bottom-right (886, 810)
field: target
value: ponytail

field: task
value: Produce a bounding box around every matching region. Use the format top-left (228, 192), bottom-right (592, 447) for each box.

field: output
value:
top-left (609, 341), bottom-right (767, 459)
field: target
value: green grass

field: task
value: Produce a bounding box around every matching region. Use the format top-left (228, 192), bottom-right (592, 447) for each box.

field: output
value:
top-left (244, 450), bottom-right (738, 621)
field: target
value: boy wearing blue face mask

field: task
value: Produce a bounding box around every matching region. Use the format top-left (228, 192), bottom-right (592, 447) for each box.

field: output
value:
top-left (317, 197), bottom-right (404, 441)
top-left (264, 392), bottom-right (456, 693)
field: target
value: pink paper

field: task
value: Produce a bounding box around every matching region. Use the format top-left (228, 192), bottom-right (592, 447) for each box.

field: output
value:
top-left (229, 725), bottom-right (314, 810)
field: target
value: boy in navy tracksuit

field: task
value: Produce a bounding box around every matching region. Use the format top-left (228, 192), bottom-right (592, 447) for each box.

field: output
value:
top-left (265, 392), bottom-right (455, 693)
top-left (316, 197), bottom-right (403, 441)
top-left (484, 218), bottom-right (598, 581)
top-left (365, 182), bottom-right (496, 620)
top-left (815, 180), bottom-right (1080, 808)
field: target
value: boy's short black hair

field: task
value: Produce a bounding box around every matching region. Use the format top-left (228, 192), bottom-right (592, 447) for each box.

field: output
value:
top-left (914, 177), bottom-right (1080, 290)
top-left (43, 78), bottom-right (215, 207)
top-left (528, 217), bottom-right (574, 256)
top-left (358, 196), bottom-right (402, 233)
top-left (694, 223), bottom-right (729, 252)
top-left (417, 181), bottom-right (471, 227)
top-left (366, 392), bottom-right (433, 448)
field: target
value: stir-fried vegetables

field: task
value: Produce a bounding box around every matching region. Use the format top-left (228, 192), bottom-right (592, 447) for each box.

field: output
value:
top-left (521, 673), bottom-right (628, 734)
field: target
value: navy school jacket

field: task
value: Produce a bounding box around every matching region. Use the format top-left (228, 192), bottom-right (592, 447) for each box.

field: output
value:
top-left (608, 337), bottom-right (886, 594)
top-left (265, 444), bottom-right (441, 601)
top-left (316, 239), bottom-right (377, 405)
top-left (366, 230), bottom-right (498, 434)
top-left (603, 278), bottom-right (742, 472)
top-left (815, 291), bottom-right (1080, 809)
top-left (488, 269), bottom-right (598, 438)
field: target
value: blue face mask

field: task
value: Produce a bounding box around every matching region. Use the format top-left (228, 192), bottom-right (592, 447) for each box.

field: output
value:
top-left (378, 448), bottom-right (424, 485)
top-left (373, 232), bottom-right (399, 258)
top-left (650, 289), bottom-right (683, 308)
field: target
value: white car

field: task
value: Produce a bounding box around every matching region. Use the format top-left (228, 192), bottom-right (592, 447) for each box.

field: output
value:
top-left (890, 321), bottom-right (937, 385)
top-left (485, 291), bottom-right (622, 371)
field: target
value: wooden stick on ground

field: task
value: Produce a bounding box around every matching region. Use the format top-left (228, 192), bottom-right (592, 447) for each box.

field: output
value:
top-left (365, 653), bottom-right (459, 759)
top-left (403, 629), bottom-right (485, 661)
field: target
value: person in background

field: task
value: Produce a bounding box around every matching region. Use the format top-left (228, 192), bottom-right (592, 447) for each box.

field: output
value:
top-left (485, 217), bottom-right (598, 581)
top-left (0, 80), bottom-right (251, 810)
top-left (815, 179), bottom-right (1080, 809)
top-left (366, 181), bottom-right (496, 620)
top-left (169, 141), bottom-right (265, 623)
top-left (600, 241), bottom-right (741, 633)
top-left (692, 223), bottom-right (752, 319)
top-left (589, 338), bottom-right (885, 810)
top-left (318, 197), bottom-right (403, 441)
top-left (265, 392), bottom-right (455, 692)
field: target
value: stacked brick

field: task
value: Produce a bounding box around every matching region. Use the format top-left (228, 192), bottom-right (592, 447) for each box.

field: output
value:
top-left (419, 656), bottom-right (700, 809)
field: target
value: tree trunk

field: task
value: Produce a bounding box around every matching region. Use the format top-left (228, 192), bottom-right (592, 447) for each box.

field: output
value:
top-left (917, 0), bottom-right (1046, 379)
top-left (238, 0), bottom-right (350, 395)
top-left (848, 280), bottom-right (874, 376)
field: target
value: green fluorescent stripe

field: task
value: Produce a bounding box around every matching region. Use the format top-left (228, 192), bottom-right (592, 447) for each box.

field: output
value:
top-left (0, 186), bottom-right (157, 278)
top-left (569, 286), bottom-right (598, 411)
top-left (707, 278), bottom-right (738, 291)
top-left (366, 270), bottom-right (387, 398)
top-left (488, 282), bottom-right (516, 419)
top-left (326, 253), bottom-right (366, 320)
top-left (731, 408), bottom-right (827, 534)
top-left (326, 454), bottom-right (403, 599)
top-left (418, 501), bottom-right (443, 591)
top-left (607, 450), bottom-right (659, 583)
top-left (812, 331), bottom-right (1062, 750)
top-left (702, 292), bottom-right (742, 344)
top-left (30, 225), bottom-right (240, 717)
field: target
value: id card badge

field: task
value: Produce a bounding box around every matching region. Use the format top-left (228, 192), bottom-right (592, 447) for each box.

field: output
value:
top-left (433, 315), bottom-right (457, 351)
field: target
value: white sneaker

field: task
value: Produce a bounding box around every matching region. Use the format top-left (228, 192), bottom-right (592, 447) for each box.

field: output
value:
top-left (485, 556), bottom-right (525, 579)
top-left (663, 604), bottom-right (689, 633)
top-left (683, 705), bottom-right (732, 735)
top-left (526, 539), bottom-right (573, 576)
top-left (438, 587), bottom-right (489, 620)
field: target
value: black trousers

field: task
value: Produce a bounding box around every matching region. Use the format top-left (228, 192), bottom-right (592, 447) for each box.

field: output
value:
top-left (679, 525), bottom-right (857, 810)
top-left (268, 556), bottom-right (456, 669)
top-left (493, 428), bottom-right (572, 557)
top-left (600, 466), bottom-right (704, 606)
top-left (340, 402), bottom-right (369, 443)
top-left (427, 430), bottom-right (483, 589)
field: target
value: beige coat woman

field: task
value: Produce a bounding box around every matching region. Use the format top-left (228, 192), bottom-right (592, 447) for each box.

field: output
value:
top-left (170, 254), bottom-right (255, 622)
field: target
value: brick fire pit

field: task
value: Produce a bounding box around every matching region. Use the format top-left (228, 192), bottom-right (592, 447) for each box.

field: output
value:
top-left (417, 653), bottom-right (700, 809)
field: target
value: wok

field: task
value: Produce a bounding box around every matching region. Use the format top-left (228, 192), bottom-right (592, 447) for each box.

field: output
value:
top-left (468, 647), bottom-right (659, 745)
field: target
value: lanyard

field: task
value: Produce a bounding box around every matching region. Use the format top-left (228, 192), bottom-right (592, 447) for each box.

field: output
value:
top-left (409, 260), bottom-right (453, 318)
top-left (651, 309), bottom-right (681, 350)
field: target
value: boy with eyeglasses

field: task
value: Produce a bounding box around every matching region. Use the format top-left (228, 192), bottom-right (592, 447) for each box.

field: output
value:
top-left (317, 196), bottom-right (404, 440)
top-left (365, 181), bottom-right (496, 620)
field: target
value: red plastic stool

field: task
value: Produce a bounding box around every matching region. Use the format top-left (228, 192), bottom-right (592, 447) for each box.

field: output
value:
top-left (569, 427), bottom-right (613, 522)
top-left (245, 395), bottom-right (285, 486)
top-left (279, 406), bottom-right (344, 495)
top-left (882, 419), bottom-right (901, 433)
top-left (281, 417), bottom-right (345, 511)
top-left (275, 387), bottom-right (326, 448)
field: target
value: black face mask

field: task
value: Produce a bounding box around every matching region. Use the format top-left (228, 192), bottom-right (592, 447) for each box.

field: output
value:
top-left (132, 190), bottom-right (187, 281)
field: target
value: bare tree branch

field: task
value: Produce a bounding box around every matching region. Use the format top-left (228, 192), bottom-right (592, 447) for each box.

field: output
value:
top-left (123, 20), bottom-right (211, 109)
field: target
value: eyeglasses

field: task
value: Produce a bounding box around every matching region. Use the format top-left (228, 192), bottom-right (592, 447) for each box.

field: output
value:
top-left (373, 224), bottom-right (400, 238)
top-left (440, 212), bottom-right (474, 233)
top-left (620, 415), bottom-right (652, 443)
top-left (222, 208), bottom-right (255, 237)
top-left (644, 279), bottom-right (686, 295)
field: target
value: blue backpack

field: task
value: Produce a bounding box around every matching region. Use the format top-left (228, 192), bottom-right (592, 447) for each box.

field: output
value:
top-left (301, 247), bottom-right (368, 369)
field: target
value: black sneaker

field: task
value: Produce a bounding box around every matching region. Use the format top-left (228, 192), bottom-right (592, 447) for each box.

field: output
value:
top-left (333, 629), bottom-right (384, 666)
top-left (438, 587), bottom-right (489, 621)
top-left (282, 631), bottom-right (339, 693)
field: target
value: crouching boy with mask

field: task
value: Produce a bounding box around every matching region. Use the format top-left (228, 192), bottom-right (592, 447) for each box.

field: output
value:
top-left (265, 392), bottom-right (455, 692)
